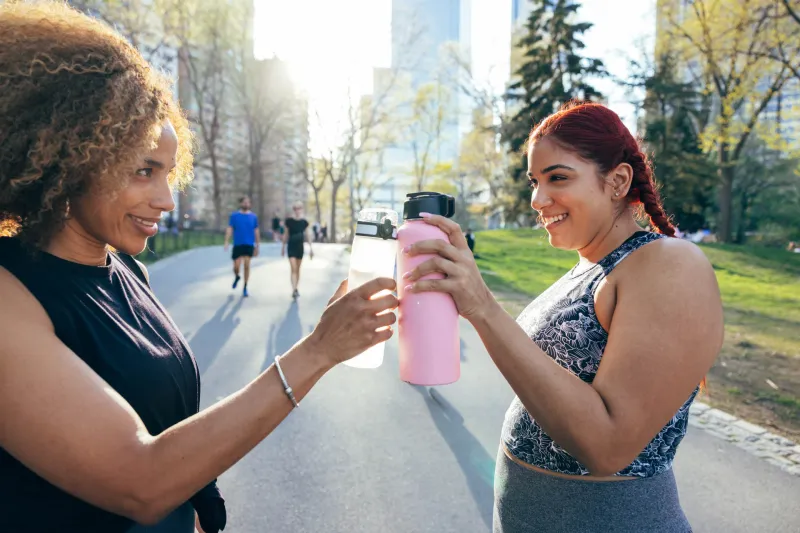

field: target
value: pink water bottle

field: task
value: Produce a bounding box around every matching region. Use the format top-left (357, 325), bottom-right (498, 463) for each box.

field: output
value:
top-left (397, 192), bottom-right (460, 386)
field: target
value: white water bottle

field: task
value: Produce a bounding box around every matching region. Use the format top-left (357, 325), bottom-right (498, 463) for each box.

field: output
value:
top-left (343, 208), bottom-right (399, 369)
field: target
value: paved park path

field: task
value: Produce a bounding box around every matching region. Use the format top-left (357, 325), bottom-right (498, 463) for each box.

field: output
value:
top-left (149, 243), bottom-right (800, 533)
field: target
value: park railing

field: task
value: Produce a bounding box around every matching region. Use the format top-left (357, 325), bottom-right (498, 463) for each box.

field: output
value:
top-left (137, 229), bottom-right (225, 263)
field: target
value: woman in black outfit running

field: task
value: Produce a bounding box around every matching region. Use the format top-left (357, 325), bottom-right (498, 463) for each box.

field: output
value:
top-left (282, 202), bottom-right (314, 299)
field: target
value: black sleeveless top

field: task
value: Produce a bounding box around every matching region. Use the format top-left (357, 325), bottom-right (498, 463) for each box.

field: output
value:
top-left (0, 237), bottom-right (225, 533)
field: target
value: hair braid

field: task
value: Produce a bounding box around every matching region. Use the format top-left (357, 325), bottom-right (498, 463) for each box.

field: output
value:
top-left (627, 151), bottom-right (676, 237)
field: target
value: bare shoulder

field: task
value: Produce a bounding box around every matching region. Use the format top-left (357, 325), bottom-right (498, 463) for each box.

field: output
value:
top-left (612, 237), bottom-right (723, 334)
top-left (616, 236), bottom-right (718, 287)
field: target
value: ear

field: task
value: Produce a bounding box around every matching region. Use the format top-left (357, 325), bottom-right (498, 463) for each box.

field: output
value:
top-left (607, 162), bottom-right (633, 200)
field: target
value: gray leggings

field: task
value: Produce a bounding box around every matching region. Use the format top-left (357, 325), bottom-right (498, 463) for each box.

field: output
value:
top-left (494, 448), bottom-right (692, 533)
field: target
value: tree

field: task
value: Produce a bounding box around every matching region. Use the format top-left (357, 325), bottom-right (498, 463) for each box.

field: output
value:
top-left (504, 0), bottom-right (606, 221)
top-left (459, 108), bottom-right (507, 214)
top-left (732, 138), bottom-right (799, 243)
top-left (173, 0), bottom-right (240, 230)
top-left (317, 72), bottom-right (405, 242)
top-left (232, 53), bottom-right (297, 225)
top-left (628, 52), bottom-right (718, 232)
top-left (296, 153), bottom-right (326, 226)
top-left (70, 0), bottom-right (177, 65)
top-left (403, 82), bottom-right (453, 191)
top-left (662, 0), bottom-right (792, 242)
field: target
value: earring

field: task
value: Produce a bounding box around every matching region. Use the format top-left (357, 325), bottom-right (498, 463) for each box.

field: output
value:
top-left (614, 192), bottom-right (620, 197)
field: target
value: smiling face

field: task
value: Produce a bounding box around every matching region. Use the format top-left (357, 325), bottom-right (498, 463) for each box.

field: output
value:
top-left (527, 137), bottom-right (620, 251)
top-left (70, 122), bottom-right (178, 256)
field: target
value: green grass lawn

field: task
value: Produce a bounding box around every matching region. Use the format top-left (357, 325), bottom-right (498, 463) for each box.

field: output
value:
top-left (136, 230), bottom-right (225, 264)
top-left (475, 229), bottom-right (800, 436)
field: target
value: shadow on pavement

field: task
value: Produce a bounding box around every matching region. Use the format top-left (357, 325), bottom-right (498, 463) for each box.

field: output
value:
top-left (411, 385), bottom-right (495, 529)
top-left (189, 295), bottom-right (244, 374)
top-left (264, 300), bottom-right (304, 369)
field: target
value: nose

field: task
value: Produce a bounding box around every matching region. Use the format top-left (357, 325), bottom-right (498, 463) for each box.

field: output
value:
top-left (531, 184), bottom-right (552, 212)
top-left (151, 175), bottom-right (176, 213)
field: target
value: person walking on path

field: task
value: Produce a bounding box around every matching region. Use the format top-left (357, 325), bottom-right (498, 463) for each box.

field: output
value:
top-left (282, 202), bottom-right (313, 299)
top-left (402, 102), bottom-right (723, 532)
top-left (0, 5), bottom-right (398, 532)
top-left (271, 212), bottom-right (281, 242)
top-left (224, 196), bottom-right (259, 297)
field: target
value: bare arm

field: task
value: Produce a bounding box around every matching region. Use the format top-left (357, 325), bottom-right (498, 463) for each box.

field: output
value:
top-left (305, 222), bottom-right (313, 257)
top-left (0, 269), bottom-right (397, 524)
top-left (405, 217), bottom-right (723, 476)
top-left (223, 226), bottom-right (232, 249)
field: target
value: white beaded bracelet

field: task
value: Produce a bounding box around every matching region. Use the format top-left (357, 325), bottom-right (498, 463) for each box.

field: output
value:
top-left (274, 355), bottom-right (299, 408)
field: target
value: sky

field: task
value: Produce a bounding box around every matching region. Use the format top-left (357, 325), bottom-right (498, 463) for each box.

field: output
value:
top-left (253, 0), bottom-right (657, 147)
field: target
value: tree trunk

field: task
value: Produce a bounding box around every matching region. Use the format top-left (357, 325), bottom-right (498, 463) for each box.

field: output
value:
top-left (736, 189), bottom-right (748, 245)
top-left (210, 151), bottom-right (222, 231)
top-left (717, 145), bottom-right (734, 243)
top-left (256, 162), bottom-right (265, 229)
top-left (330, 181), bottom-right (342, 244)
top-left (348, 163), bottom-right (356, 241)
top-left (313, 186), bottom-right (322, 226)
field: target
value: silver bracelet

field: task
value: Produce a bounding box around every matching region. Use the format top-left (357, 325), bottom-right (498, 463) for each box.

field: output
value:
top-left (274, 356), bottom-right (299, 408)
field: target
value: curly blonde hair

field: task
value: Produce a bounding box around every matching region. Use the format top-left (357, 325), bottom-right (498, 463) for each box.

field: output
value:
top-left (0, 1), bottom-right (194, 246)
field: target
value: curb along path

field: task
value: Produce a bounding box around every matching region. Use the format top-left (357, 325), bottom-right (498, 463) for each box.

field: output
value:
top-left (689, 402), bottom-right (800, 476)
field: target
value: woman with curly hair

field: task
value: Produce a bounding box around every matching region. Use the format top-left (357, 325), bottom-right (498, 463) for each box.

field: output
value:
top-left (402, 102), bottom-right (724, 532)
top-left (0, 3), bottom-right (398, 533)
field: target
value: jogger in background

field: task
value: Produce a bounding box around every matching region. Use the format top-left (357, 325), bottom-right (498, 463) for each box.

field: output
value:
top-left (224, 196), bottom-right (259, 297)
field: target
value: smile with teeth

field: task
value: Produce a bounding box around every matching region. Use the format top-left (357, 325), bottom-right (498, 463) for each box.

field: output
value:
top-left (130, 215), bottom-right (158, 229)
top-left (542, 213), bottom-right (568, 226)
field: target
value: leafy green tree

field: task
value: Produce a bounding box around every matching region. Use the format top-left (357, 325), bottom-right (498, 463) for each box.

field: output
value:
top-left (503, 0), bottom-right (606, 222)
top-left (635, 52), bottom-right (718, 232)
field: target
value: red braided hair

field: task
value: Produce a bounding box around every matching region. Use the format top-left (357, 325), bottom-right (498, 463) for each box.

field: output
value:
top-left (527, 101), bottom-right (676, 237)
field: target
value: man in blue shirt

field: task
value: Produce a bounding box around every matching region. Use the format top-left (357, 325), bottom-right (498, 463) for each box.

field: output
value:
top-left (224, 196), bottom-right (259, 297)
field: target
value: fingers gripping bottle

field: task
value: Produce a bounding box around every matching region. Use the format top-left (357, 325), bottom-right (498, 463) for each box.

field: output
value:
top-left (397, 192), bottom-right (460, 385)
top-left (343, 208), bottom-right (399, 369)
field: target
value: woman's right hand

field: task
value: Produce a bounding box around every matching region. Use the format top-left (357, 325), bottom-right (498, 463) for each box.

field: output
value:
top-left (307, 278), bottom-right (398, 366)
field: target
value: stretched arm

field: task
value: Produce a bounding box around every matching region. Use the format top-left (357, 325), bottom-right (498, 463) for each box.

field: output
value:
top-left (224, 226), bottom-right (232, 250)
top-left (253, 224), bottom-right (260, 257)
top-left (404, 216), bottom-right (723, 476)
top-left (305, 223), bottom-right (313, 258)
top-left (0, 270), bottom-right (397, 524)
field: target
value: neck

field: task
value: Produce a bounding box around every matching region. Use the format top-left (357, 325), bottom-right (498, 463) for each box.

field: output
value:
top-left (577, 212), bottom-right (644, 263)
top-left (45, 219), bottom-right (108, 266)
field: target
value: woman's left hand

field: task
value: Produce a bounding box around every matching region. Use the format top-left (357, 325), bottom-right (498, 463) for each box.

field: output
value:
top-left (402, 214), bottom-right (494, 321)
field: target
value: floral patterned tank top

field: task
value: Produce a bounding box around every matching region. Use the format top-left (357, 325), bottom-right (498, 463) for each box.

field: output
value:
top-left (501, 231), bottom-right (698, 477)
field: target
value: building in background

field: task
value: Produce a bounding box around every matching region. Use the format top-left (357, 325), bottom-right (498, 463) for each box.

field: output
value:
top-left (367, 0), bottom-right (472, 215)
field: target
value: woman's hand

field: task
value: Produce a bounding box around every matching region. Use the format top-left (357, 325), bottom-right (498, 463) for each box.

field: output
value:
top-left (402, 214), bottom-right (494, 321)
top-left (307, 277), bottom-right (398, 366)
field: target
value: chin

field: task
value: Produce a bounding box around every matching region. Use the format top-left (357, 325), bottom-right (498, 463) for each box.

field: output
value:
top-left (546, 232), bottom-right (581, 252)
top-left (111, 236), bottom-right (149, 257)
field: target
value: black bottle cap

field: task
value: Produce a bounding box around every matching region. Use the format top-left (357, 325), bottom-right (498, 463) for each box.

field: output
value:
top-left (403, 192), bottom-right (456, 220)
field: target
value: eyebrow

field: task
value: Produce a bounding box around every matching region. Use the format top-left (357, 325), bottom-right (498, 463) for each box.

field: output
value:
top-left (526, 164), bottom-right (575, 177)
top-left (144, 158), bottom-right (165, 169)
top-left (144, 158), bottom-right (176, 172)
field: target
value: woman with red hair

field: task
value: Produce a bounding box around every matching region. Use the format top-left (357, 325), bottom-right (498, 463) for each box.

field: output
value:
top-left (403, 102), bottom-right (723, 531)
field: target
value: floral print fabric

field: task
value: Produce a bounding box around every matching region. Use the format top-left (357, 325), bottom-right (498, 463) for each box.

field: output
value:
top-left (501, 232), bottom-right (698, 477)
